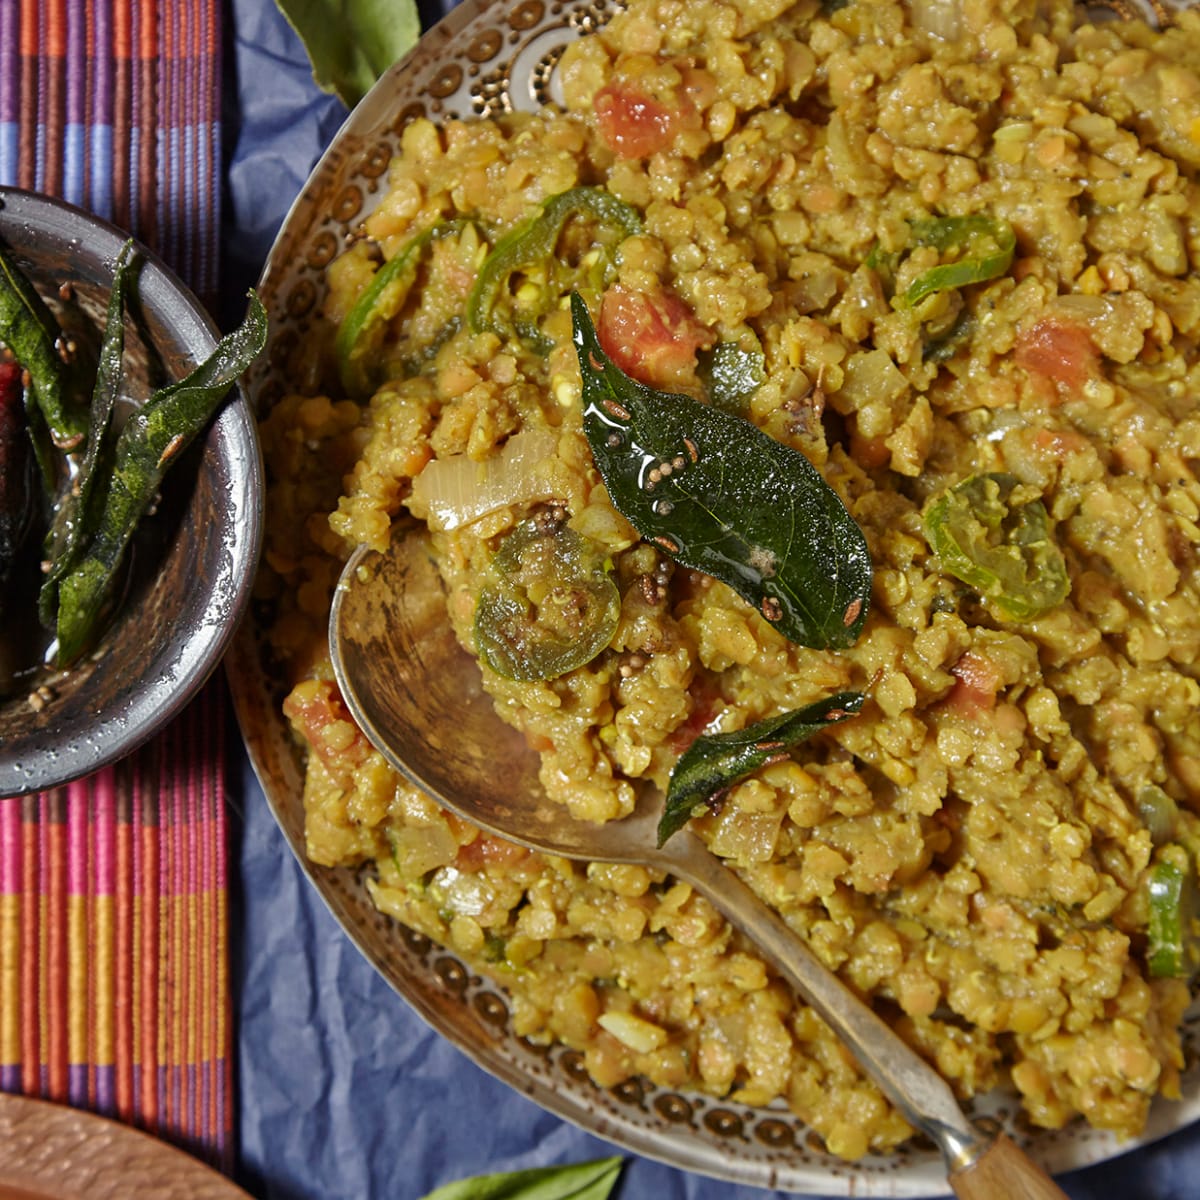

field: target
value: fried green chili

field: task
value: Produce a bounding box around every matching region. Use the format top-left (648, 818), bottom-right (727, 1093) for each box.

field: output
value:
top-left (659, 692), bottom-right (864, 845)
top-left (922, 472), bottom-right (1069, 620)
top-left (39, 239), bottom-right (136, 625)
top-left (474, 513), bottom-right (620, 681)
top-left (54, 290), bottom-right (268, 664)
top-left (468, 187), bottom-right (641, 354)
top-left (573, 293), bottom-right (872, 651)
top-left (0, 241), bottom-right (85, 450)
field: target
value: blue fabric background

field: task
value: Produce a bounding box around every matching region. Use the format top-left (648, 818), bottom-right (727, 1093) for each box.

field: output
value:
top-left (222, 2), bottom-right (1200, 1195)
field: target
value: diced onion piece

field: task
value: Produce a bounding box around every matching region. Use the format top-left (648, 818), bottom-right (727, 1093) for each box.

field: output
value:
top-left (909, 0), bottom-right (962, 39)
top-left (597, 1011), bottom-right (668, 1053)
top-left (408, 429), bottom-right (560, 531)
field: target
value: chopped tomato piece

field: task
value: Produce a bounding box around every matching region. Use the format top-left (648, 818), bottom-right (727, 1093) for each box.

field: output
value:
top-left (943, 650), bottom-right (1002, 717)
top-left (283, 678), bottom-right (372, 779)
top-left (594, 80), bottom-right (680, 159)
top-left (455, 833), bottom-right (530, 871)
top-left (598, 283), bottom-right (711, 390)
top-left (666, 690), bottom-right (722, 757)
top-left (1031, 428), bottom-right (1088, 457)
top-left (850, 430), bottom-right (891, 470)
top-left (1015, 317), bottom-right (1099, 398)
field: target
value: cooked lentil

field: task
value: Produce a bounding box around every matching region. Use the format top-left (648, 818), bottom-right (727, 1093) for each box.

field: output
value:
top-left (260, 0), bottom-right (1200, 1159)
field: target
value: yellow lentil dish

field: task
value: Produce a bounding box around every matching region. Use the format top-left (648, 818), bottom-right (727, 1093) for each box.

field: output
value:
top-left (260, 0), bottom-right (1200, 1160)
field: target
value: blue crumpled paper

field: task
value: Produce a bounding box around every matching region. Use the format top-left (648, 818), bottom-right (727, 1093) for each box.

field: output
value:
top-left (223, 3), bottom-right (1200, 1196)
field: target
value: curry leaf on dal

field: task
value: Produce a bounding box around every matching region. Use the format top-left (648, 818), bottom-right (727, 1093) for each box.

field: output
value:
top-left (572, 293), bottom-right (872, 651)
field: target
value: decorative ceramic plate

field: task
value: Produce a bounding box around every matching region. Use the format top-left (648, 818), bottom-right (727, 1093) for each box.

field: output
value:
top-left (228, 0), bottom-right (1200, 1193)
top-left (0, 1093), bottom-right (252, 1200)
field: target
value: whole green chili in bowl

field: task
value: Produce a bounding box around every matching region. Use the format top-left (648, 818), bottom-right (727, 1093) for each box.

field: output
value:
top-left (0, 187), bottom-right (266, 797)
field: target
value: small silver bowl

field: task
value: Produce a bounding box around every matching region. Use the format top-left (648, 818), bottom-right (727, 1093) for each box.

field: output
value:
top-left (0, 187), bottom-right (262, 797)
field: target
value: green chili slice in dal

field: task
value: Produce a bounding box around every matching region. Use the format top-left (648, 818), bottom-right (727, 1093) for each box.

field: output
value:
top-left (922, 472), bottom-right (1069, 620)
top-left (336, 219), bottom-right (469, 395)
top-left (474, 513), bottom-right (621, 682)
top-left (468, 187), bottom-right (641, 354)
top-left (1146, 843), bottom-right (1200, 980)
top-left (901, 215), bottom-right (1016, 309)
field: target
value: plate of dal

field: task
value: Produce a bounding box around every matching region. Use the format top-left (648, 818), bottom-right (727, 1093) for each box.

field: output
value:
top-left (227, 0), bottom-right (1200, 1191)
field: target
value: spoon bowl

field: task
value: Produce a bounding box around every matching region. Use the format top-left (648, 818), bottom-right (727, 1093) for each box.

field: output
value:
top-left (330, 529), bottom-right (1070, 1200)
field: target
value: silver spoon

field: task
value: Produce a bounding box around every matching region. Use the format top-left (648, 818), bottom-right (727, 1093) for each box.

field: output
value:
top-left (329, 530), bottom-right (1069, 1200)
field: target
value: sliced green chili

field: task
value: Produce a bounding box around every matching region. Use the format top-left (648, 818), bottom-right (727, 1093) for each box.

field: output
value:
top-left (39, 239), bottom-right (137, 626)
top-left (922, 472), bottom-right (1069, 621)
top-left (468, 187), bottom-right (641, 354)
top-left (659, 692), bottom-right (864, 845)
top-left (865, 240), bottom-right (899, 295)
top-left (335, 219), bottom-right (467, 395)
top-left (1138, 785), bottom-right (1180, 847)
top-left (474, 513), bottom-right (621, 682)
top-left (1146, 843), bottom-right (1200, 980)
top-left (573, 293), bottom-right (872, 651)
top-left (901, 215), bottom-right (1015, 309)
top-left (922, 309), bottom-right (975, 363)
top-left (0, 241), bottom-right (85, 450)
top-left (54, 290), bottom-right (268, 665)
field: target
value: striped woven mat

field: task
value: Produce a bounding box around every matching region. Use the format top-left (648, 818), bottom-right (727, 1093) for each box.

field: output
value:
top-left (0, 0), bottom-right (231, 1172)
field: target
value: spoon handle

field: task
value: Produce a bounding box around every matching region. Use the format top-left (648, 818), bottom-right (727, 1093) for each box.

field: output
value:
top-left (661, 832), bottom-right (1068, 1198)
top-left (949, 1132), bottom-right (1071, 1200)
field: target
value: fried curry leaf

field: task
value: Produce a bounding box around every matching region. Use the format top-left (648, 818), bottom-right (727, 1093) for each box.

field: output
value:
top-left (0, 360), bottom-right (34, 596)
top-left (55, 291), bottom-right (268, 665)
top-left (0, 241), bottom-right (84, 451)
top-left (922, 472), bottom-right (1069, 621)
top-left (659, 692), bottom-right (864, 845)
top-left (273, 0), bottom-right (420, 108)
top-left (419, 1157), bottom-right (623, 1200)
top-left (40, 239), bottom-right (137, 626)
top-left (573, 293), bottom-right (872, 651)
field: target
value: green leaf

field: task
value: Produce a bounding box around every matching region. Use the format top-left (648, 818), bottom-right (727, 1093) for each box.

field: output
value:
top-left (39, 239), bottom-right (137, 626)
top-left (274, 0), bottom-right (421, 108)
top-left (573, 293), bottom-right (872, 651)
top-left (419, 1157), bottom-right (623, 1200)
top-left (0, 240), bottom-right (84, 451)
top-left (659, 692), bottom-right (864, 844)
